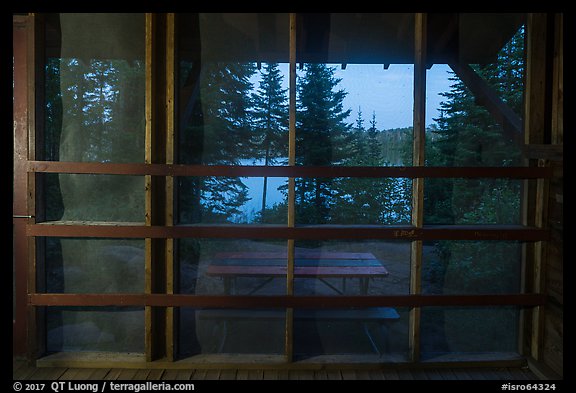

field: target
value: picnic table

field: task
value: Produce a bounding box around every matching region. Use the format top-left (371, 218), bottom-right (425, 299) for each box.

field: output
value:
top-left (205, 250), bottom-right (390, 295)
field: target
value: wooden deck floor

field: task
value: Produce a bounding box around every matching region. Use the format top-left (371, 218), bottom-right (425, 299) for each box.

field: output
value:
top-left (14, 359), bottom-right (539, 380)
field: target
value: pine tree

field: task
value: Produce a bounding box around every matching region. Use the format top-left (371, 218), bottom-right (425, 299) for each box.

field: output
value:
top-left (355, 106), bottom-right (365, 131)
top-left (179, 62), bottom-right (256, 223)
top-left (366, 111), bottom-right (382, 166)
top-left (426, 27), bottom-right (525, 225)
top-left (45, 54), bottom-right (147, 295)
top-left (424, 26), bottom-right (526, 298)
top-left (83, 60), bottom-right (119, 162)
top-left (295, 63), bottom-right (352, 224)
top-left (331, 109), bottom-right (412, 225)
top-left (49, 58), bottom-right (145, 222)
top-left (250, 63), bottom-right (289, 221)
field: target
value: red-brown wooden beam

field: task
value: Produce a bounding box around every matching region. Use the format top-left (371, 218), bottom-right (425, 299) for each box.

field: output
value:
top-left (28, 293), bottom-right (546, 308)
top-left (13, 14), bottom-right (30, 357)
top-left (28, 161), bottom-right (553, 179)
top-left (27, 223), bottom-right (549, 241)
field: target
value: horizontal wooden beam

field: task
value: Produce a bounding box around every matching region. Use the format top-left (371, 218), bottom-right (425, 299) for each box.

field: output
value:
top-left (28, 293), bottom-right (546, 308)
top-left (28, 161), bottom-right (553, 179)
top-left (35, 351), bottom-right (527, 369)
top-left (27, 222), bottom-right (549, 241)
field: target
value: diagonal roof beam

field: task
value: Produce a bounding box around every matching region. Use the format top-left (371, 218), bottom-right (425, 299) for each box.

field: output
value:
top-left (448, 61), bottom-right (523, 144)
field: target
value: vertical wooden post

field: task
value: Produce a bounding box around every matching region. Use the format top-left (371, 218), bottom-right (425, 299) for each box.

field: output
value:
top-left (410, 12), bottom-right (427, 363)
top-left (550, 13), bottom-right (563, 146)
top-left (25, 13), bottom-right (47, 363)
top-left (145, 13), bottom-right (168, 362)
top-left (285, 12), bottom-right (297, 363)
top-left (144, 12), bottom-right (156, 363)
top-left (522, 13), bottom-right (550, 361)
top-left (165, 12), bottom-right (176, 362)
top-left (13, 14), bottom-right (30, 358)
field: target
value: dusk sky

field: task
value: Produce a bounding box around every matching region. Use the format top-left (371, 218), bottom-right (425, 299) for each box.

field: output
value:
top-left (334, 63), bottom-right (454, 129)
top-left (261, 63), bottom-right (453, 130)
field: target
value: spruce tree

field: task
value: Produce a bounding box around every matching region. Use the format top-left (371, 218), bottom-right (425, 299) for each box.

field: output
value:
top-left (366, 111), bottom-right (382, 166)
top-left (335, 111), bottom-right (411, 225)
top-left (355, 107), bottom-right (365, 130)
top-left (295, 63), bottom-right (351, 224)
top-left (350, 107), bottom-right (366, 163)
top-left (424, 27), bottom-right (526, 298)
top-left (179, 62), bottom-right (256, 223)
top-left (426, 27), bottom-right (525, 225)
top-left (250, 63), bottom-right (289, 221)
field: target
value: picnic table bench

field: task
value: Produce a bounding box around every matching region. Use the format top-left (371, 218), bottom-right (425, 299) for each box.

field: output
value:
top-left (197, 307), bottom-right (399, 356)
top-left (200, 251), bottom-right (399, 356)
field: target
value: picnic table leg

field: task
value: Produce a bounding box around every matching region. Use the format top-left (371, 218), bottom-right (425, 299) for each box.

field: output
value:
top-left (217, 320), bottom-right (229, 353)
top-left (380, 322), bottom-right (391, 356)
top-left (379, 319), bottom-right (400, 357)
top-left (360, 319), bottom-right (396, 357)
top-left (361, 322), bottom-right (381, 356)
top-left (223, 277), bottom-right (232, 295)
top-left (246, 277), bottom-right (275, 295)
top-left (317, 278), bottom-right (344, 295)
top-left (359, 277), bottom-right (369, 295)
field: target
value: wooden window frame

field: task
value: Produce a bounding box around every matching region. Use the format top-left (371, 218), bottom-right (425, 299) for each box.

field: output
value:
top-left (14, 12), bottom-right (554, 367)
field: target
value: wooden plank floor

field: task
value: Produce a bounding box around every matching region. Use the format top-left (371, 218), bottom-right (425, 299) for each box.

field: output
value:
top-left (13, 359), bottom-right (539, 380)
